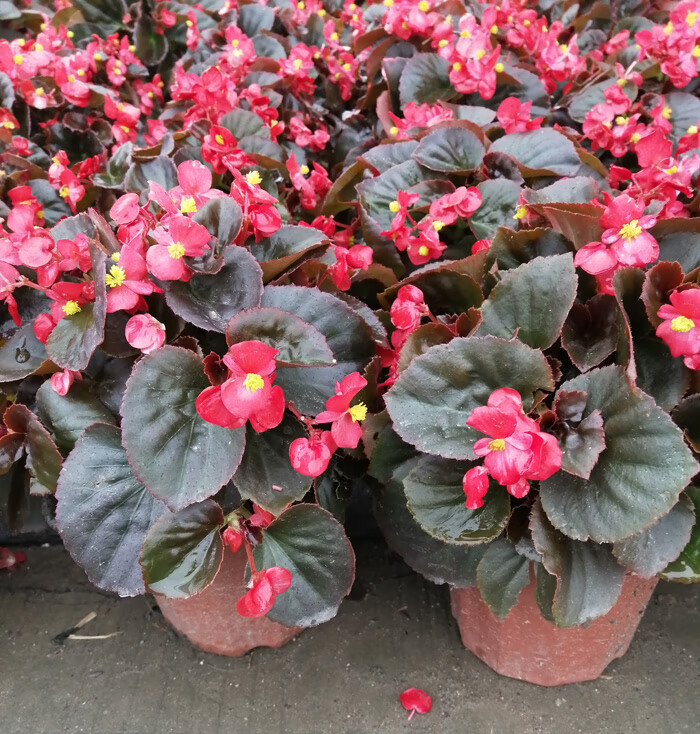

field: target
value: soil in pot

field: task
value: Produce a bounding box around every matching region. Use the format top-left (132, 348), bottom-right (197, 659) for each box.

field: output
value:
top-left (450, 572), bottom-right (658, 686)
top-left (156, 548), bottom-right (302, 657)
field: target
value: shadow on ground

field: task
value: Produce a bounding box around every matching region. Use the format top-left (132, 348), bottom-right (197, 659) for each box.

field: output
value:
top-left (1, 541), bottom-right (698, 734)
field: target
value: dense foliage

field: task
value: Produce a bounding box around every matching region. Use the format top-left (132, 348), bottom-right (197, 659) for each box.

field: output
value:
top-left (1, 0), bottom-right (699, 628)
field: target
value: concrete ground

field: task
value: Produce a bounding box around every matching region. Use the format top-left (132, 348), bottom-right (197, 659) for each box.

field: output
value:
top-left (1, 541), bottom-right (698, 734)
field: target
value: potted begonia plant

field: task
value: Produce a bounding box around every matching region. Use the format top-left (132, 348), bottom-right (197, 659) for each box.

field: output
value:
top-left (352, 0), bottom-right (700, 686)
top-left (0, 0), bottom-right (392, 655)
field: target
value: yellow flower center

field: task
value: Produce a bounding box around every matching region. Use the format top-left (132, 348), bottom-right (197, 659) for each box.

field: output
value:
top-left (460, 29), bottom-right (471, 38)
top-left (384, 0), bottom-right (394, 6)
top-left (476, 49), bottom-right (486, 59)
top-left (180, 195), bottom-right (197, 214)
top-left (168, 242), bottom-right (185, 259)
top-left (105, 265), bottom-right (126, 288)
top-left (664, 21), bottom-right (673, 35)
top-left (243, 373), bottom-right (265, 392)
top-left (513, 206), bottom-right (527, 220)
top-left (631, 132), bottom-right (641, 144)
top-left (34, 43), bottom-right (43, 51)
top-left (617, 78), bottom-right (627, 86)
top-left (661, 106), bottom-right (672, 119)
top-left (523, 19), bottom-right (530, 26)
top-left (13, 54), bottom-right (22, 65)
top-left (77, 69), bottom-right (84, 76)
top-left (300, 164), bottom-right (310, 175)
top-left (246, 170), bottom-right (262, 185)
top-left (688, 125), bottom-right (698, 134)
top-left (59, 186), bottom-right (69, 198)
top-left (452, 61), bottom-right (462, 71)
top-left (615, 115), bottom-right (628, 126)
top-left (488, 438), bottom-right (506, 451)
top-left (671, 315), bottom-right (695, 333)
top-left (389, 200), bottom-right (400, 213)
top-left (418, 245), bottom-right (429, 257)
top-left (687, 10), bottom-right (698, 26)
top-left (559, 44), bottom-right (568, 54)
top-left (1, 121), bottom-right (15, 129)
top-left (495, 62), bottom-right (504, 73)
top-left (665, 165), bottom-right (678, 175)
top-left (342, 62), bottom-right (351, 71)
top-left (418, 0), bottom-right (429, 10)
top-left (35, 87), bottom-right (44, 96)
top-left (490, 24), bottom-right (499, 34)
top-left (68, 74), bottom-right (75, 82)
top-left (693, 45), bottom-right (700, 58)
top-left (432, 220), bottom-right (445, 231)
top-left (186, 19), bottom-right (193, 27)
top-left (438, 39), bottom-right (448, 48)
top-left (617, 220), bottom-right (642, 241)
top-left (293, 58), bottom-right (303, 69)
top-left (348, 403), bottom-right (367, 422)
top-left (111, 252), bottom-right (121, 262)
top-left (62, 300), bottom-right (81, 316)
top-left (215, 133), bottom-right (224, 144)
top-left (389, 126), bottom-right (398, 136)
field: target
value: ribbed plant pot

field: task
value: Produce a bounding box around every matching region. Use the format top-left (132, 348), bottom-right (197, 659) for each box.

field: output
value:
top-left (155, 549), bottom-right (302, 657)
top-left (450, 573), bottom-right (658, 686)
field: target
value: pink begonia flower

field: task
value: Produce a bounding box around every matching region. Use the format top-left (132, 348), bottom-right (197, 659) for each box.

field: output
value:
top-left (125, 314), bottom-right (166, 354)
top-left (222, 525), bottom-right (243, 553)
top-left (50, 369), bottom-right (81, 396)
top-left (399, 688), bottom-right (432, 720)
top-left (105, 246), bottom-right (160, 313)
top-left (390, 285), bottom-right (426, 332)
top-left (496, 97), bottom-right (543, 134)
top-left (463, 388), bottom-right (562, 507)
top-left (196, 340), bottom-right (285, 432)
top-left (236, 567), bottom-right (292, 618)
top-left (656, 288), bottom-right (700, 370)
top-left (314, 372), bottom-right (368, 449)
top-left (146, 214), bottom-right (211, 281)
top-left (289, 430), bottom-right (337, 477)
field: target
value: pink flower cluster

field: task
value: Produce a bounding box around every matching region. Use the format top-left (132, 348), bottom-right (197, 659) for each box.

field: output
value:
top-left (462, 389), bottom-right (562, 509)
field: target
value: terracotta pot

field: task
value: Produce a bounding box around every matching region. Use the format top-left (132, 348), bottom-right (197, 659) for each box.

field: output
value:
top-left (156, 549), bottom-right (302, 657)
top-left (450, 573), bottom-right (658, 686)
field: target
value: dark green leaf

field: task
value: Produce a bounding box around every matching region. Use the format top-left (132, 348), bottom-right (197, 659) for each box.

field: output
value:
top-left (250, 225), bottom-right (329, 282)
top-left (479, 254), bottom-right (577, 349)
top-left (476, 539), bottom-right (530, 619)
top-left (554, 409), bottom-right (606, 480)
top-left (634, 336), bottom-right (689, 411)
top-left (657, 232), bottom-right (700, 273)
top-left (253, 504), bottom-right (355, 627)
top-left (530, 501), bottom-right (624, 627)
top-left (412, 126), bottom-right (485, 174)
top-left (385, 336), bottom-right (554, 459)
top-left (469, 178), bottom-right (522, 239)
top-left (396, 323), bottom-right (454, 373)
top-left (613, 496), bottom-right (695, 578)
top-left (192, 197), bottom-right (243, 249)
top-left (165, 245), bottom-right (263, 332)
top-left (561, 295), bottom-right (619, 372)
top-left (121, 347), bottom-right (246, 511)
top-left (373, 462), bottom-right (486, 587)
top-left (488, 227), bottom-right (572, 270)
top-left (0, 301), bottom-right (49, 383)
top-left (225, 307), bottom-right (334, 366)
top-left (661, 487), bottom-right (700, 583)
top-left (3, 404), bottom-right (62, 496)
top-left (523, 176), bottom-right (599, 204)
top-left (140, 499), bottom-right (224, 599)
top-left (219, 108), bottom-right (267, 139)
top-left (540, 366), bottom-right (699, 543)
top-left (534, 562), bottom-right (557, 622)
top-left (233, 415), bottom-right (312, 515)
top-left (399, 53), bottom-right (454, 107)
top-left (673, 394), bottom-right (700, 452)
top-left (665, 92), bottom-right (700, 147)
top-left (125, 155), bottom-right (178, 196)
top-left (55, 424), bottom-right (165, 596)
top-left (402, 454), bottom-right (509, 545)
top-left (36, 381), bottom-right (115, 452)
top-left (134, 13), bottom-right (168, 66)
top-left (93, 142), bottom-right (132, 189)
top-left (261, 286), bottom-right (375, 414)
top-left (489, 129), bottom-right (580, 177)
